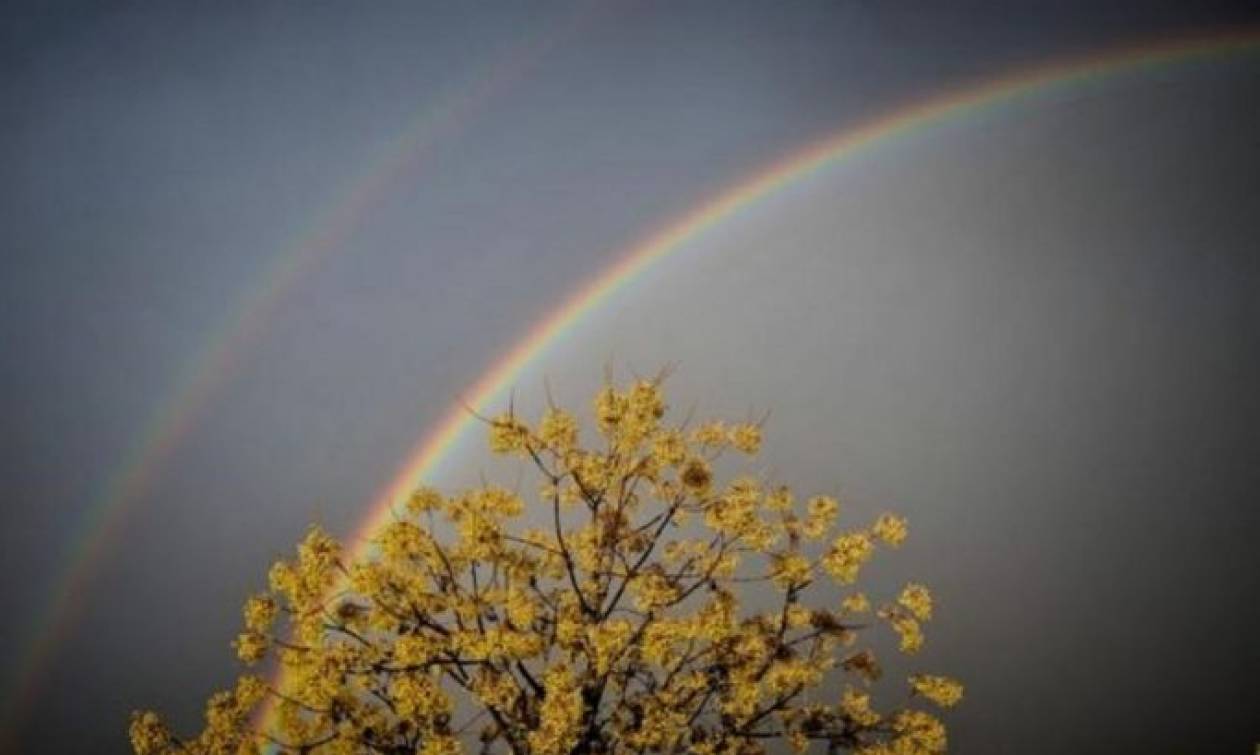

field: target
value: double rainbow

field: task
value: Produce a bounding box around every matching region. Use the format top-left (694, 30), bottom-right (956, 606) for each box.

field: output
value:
top-left (253, 26), bottom-right (1260, 735)
top-left (6, 20), bottom-right (1257, 744)
top-left (247, 25), bottom-right (1260, 736)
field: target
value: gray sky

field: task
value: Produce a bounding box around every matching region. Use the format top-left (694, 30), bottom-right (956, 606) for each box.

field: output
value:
top-left (2, 2), bottom-right (1258, 752)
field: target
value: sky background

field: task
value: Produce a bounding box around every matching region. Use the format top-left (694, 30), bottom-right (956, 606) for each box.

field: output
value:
top-left (2, 2), bottom-right (1259, 752)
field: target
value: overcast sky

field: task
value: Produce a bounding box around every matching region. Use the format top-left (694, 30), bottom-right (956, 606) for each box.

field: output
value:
top-left (2, 2), bottom-right (1258, 752)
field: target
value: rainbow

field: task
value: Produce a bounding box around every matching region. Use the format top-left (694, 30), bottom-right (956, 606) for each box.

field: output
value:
top-left (254, 25), bottom-right (1260, 737)
top-left (0, 4), bottom-right (613, 740)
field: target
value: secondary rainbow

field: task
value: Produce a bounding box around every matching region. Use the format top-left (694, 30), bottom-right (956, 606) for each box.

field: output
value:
top-left (269, 26), bottom-right (1260, 737)
top-left (0, 6), bottom-right (620, 742)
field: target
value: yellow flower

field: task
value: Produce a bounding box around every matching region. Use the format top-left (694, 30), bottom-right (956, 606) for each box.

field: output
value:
top-left (627, 379), bottom-right (666, 422)
top-left (588, 619), bottom-right (634, 674)
top-left (764, 659), bottom-right (822, 696)
top-left (233, 630), bottom-right (268, 664)
top-left (391, 671), bottom-right (452, 723)
top-left (891, 709), bottom-right (948, 753)
top-left (807, 495), bottom-right (839, 521)
top-left (719, 674), bottom-right (763, 719)
top-left (771, 553), bottom-right (813, 589)
top-left (379, 520), bottom-right (428, 561)
top-left (470, 486), bottom-right (525, 517)
top-left (406, 486), bottom-right (444, 514)
top-left (504, 587), bottom-right (538, 628)
top-left (242, 593), bottom-right (276, 633)
top-left (651, 429), bottom-right (687, 466)
top-left (631, 571), bottom-right (680, 612)
top-left (636, 624), bottom-right (670, 666)
top-left (528, 664), bottom-right (583, 755)
top-left (841, 592), bottom-right (870, 614)
top-left (886, 612), bottom-right (924, 654)
top-left (234, 675), bottom-right (268, 709)
top-left (705, 480), bottom-right (760, 537)
top-left (909, 674), bottom-right (964, 708)
top-left (842, 649), bottom-right (882, 683)
top-left (267, 560), bottom-right (296, 596)
top-left (728, 423), bottom-right (762, 454)
top-left (765, 485), bottom-right (795, 512)
top-left (680, 457), bottom-right (713, 495)
top-left (128, 711), bottom-right (171, 755)
top-left (538, 407), bottom-right (578, 450)
top-left (594, 385), bottom-right (626, 434)
top-left (567, 452), bottom-right (612, 496)
top-left (802, 495), bottom-right (839, 539)
top-left (422, 736), bottom-right (462, 755)
top-left (872, 513), bottom-right (908, 547)
top-left (840, 686), bottom-right (881, 727)
top-left (395, 633), bottom-right (441, 666)
top-left (785, 603), bottom-right (813, 629)
top-left (898, 583), bottom-right (933, 621)
top-left (822, 531), bottom-right (874, 584)
top-left (692, 421), bottom-right (728, 447)
top-left (471, 669), bottom-right (519, 711)
top-left (488, 412), bottom-right (529, 454)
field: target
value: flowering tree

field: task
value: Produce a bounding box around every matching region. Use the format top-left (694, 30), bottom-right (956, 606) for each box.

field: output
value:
top-left (131, 376), bottom-right (962, 754)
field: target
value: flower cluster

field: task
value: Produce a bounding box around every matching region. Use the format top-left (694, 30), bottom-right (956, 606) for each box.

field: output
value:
top-left (131, 376), bottom-right (961, 754)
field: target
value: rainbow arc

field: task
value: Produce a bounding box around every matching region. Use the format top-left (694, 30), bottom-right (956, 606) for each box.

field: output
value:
top-left (257, 27), bottom-right (1260, 734)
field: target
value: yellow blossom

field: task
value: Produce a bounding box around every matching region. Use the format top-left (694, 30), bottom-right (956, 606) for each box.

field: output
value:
top-left (470, 669), bottom-right (519, 712)
top-left (406, 486), bottom-right (444, 514)
top-left (488, 412), bottom-right (529, 454)
top-left (764, 658), bottom-right (822, 696)
top-left (128, 711), bottom-right (171, 755)
top-left (728, 423), bottom-right (762, 454)
top-left (233, 630), bottom-right (268, 664)
top-left (841, 686), bottom-right (881, 727)
top-left (651, 429), bottom-right (687, 466)
top-left (131, 376), bottom-right (959, 755)
top-left (593, 385), bottom-right (626, 434)
top-left (909, 675), bottom-right (964, 708)
top-left (692, 421), bottom-right (728, 447)
top-left (680, 457), bottom-right (713, 496)
top-left (898, 583), bottom-right (933, 621)
top-left (872, 513), bottom-right (908, 547)
top-left (842, 649), bottom-right (883, 683)
top-left (771, 552), bottom-right (813, 589)
top-left (885, 611), bottom-right (925, 654)
top-left (588, 619), bottom-right (634, 674)
top-left (391, 671), bottom-right (452, 723)
top-left (765, 485), bottom-right (795, 512)
top-left (538, 406), bottom-right (578, 450)
top-left (642, 619), bottom-right (686, 665)
top-left (528, 664), bottom-right (583, 755)
top-left (785, 603), bottom-right (813, 629)
top-left (422, 736), bottom-right (462, 755)
top-left (234, 675), bottom-right (268, 709)
top-left (242, 593), bottom-right (276, 633)
top-left (842, 592), bottom-right (871, 614)
top-left (891, 709), bottom-right (948, 753)
top-left (822, 531), bottom-right (874, 584)
top-left (631, 570), bottom-right (679, 612)
top-left (627, 379), bottom-right (666, 425)
top-left (807, 495), bottom-right (839, 521)
top-left (803, 495), bottom-right (839, 539)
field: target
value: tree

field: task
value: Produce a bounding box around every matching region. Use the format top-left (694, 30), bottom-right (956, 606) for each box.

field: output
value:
top-left (131, 374), bottom-right (962, 755)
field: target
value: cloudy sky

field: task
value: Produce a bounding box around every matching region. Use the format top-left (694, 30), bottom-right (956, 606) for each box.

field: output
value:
top-left (2, 2), bottom-right (1258, 752)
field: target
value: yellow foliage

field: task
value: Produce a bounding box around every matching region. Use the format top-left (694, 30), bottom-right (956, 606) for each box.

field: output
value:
top-left (131, 375), bottom-right (959, 754)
